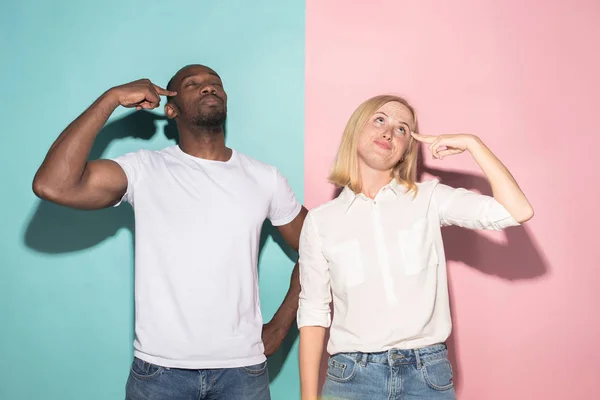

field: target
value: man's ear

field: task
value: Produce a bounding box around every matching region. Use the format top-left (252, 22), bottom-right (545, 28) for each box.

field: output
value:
top-left (165, 102), bottom-right (178, 119)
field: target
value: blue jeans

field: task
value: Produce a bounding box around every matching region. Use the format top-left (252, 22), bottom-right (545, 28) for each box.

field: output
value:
top-left (322, 344), bottom-right (455, 400)
top-left (125, 357), bottom-right (271, 400)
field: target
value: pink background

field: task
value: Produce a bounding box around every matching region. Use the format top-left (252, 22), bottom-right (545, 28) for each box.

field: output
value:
top-left (305, 1), bottom-right (600, 398)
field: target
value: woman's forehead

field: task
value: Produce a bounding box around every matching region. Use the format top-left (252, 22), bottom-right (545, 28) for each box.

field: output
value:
top-left (375, 102), bottom-right (414, 124)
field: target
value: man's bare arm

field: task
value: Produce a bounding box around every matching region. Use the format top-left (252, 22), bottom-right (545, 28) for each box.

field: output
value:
top-left (32, 79), bottom-right (176, 210)
top-left (262, 206), bottom-right (308, 356)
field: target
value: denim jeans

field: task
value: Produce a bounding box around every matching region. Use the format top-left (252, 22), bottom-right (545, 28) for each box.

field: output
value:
top-left (322, 343), bottom-right (455, 400)
top-left (125, 357), bottom-right (271, 400)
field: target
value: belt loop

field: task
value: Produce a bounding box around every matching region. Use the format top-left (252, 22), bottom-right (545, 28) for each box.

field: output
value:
top-left (415, 349), bottom-right (423, 370)
top-left (359, 352), bottom-right (368, 367)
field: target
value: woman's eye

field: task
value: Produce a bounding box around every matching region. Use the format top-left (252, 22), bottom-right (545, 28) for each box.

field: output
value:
top-left (397, 127), bottom-right (406, 135)
top-left (375, 117), bottom-right (384, 124)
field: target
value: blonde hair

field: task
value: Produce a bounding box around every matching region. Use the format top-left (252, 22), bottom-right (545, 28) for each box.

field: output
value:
top-left (328, 95), bottom-right (420, 195)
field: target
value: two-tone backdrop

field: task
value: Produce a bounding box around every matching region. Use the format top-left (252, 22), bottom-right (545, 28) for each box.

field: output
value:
top-left (2, 1), bottom-right (599, 399)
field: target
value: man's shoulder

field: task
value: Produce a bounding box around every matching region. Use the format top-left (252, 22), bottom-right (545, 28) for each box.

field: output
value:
top-left (115, 145), bottom-right (176, 161)
top-left (234, 150), bottom-right (279, 175)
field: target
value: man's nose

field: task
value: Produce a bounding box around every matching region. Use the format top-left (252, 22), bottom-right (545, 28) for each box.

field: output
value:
top-left (201, 85), bottom-right (217, 95)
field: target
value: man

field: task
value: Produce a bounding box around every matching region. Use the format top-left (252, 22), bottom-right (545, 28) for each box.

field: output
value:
top-left (33, 64), bottom-right (307, 400)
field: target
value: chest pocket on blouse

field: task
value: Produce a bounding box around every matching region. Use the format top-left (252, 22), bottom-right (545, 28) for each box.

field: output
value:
top-left (327, 240), bottom-right (365, 288)
top-left (398, 218), bottom-right (439, 276)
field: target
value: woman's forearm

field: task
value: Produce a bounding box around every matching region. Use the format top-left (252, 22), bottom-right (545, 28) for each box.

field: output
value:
top-left (467, 136), bottom-right (534, 223)
top-left (299, 326), bottom-right (327, 400)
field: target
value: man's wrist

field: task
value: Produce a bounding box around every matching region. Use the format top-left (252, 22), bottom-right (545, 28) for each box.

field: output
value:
top-left (100, 88), bottom-right (121, 110)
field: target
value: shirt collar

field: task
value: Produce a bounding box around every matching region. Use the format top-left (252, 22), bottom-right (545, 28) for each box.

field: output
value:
top-left (339, 179), bottom-right (404, 213)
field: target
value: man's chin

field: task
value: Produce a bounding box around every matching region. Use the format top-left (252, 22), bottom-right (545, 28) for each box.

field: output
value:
top-left (192, 113), bottom-right (227, 127)
top-left (198, 104), bottom-right (225, 115)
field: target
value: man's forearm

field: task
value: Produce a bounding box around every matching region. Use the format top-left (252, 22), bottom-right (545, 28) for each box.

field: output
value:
top-left (271, 262), bottom-right (300, 329)
top-left (33, 91), bottom-right (119, 193)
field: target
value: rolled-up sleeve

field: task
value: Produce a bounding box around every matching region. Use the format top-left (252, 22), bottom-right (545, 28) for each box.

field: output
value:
top-left (297, 212), bottom-right (332, 329)
top-left (433, 183), bottom-right (520, 231)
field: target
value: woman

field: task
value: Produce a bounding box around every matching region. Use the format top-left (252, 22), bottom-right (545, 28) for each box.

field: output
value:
top-left (297, 95), bottom-right (533, 400)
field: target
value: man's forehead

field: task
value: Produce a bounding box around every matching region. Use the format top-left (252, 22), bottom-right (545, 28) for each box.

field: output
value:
top-left (175, 65), bottom-right (220, 82)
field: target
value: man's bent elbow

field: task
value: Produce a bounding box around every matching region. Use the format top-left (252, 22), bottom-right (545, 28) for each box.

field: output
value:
top-left (32, 178), bottom-right (71, 205)
top-left (32, 177), bottom-right (55, 201)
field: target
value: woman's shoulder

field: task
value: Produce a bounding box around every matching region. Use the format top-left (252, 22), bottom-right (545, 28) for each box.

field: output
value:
top-left (306, 190), bottom-right (353, 221)
top-left (416, 178), bottom-right (440, 189)
top-left (307, 198), bottom-right (341, 216)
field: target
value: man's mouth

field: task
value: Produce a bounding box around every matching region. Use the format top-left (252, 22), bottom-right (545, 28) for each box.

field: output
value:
top-left (200, 95), bottom-right (222, 105)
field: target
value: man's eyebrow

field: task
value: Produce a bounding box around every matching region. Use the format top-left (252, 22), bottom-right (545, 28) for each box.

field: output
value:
top-left (181, 72), bottom-right (221, 83)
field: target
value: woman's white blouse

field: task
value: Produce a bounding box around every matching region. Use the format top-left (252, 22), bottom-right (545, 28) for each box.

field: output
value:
top-left (297, 179), bottom-right (519, 355)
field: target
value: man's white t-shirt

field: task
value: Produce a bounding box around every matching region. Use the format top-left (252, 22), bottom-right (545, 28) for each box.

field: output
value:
top-left (112, 145), bottom-right (302, 369)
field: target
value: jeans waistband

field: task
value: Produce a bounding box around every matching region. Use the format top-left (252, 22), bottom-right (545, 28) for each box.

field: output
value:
top-left (333, 343), bottom-right (448, 367)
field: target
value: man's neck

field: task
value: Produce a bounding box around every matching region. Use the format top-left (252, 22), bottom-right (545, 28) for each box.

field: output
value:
top-left (178, 125), bottom-right (231, 161)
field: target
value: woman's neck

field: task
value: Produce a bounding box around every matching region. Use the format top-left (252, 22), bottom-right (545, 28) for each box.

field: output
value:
top-left (358, 164), bottom-right (392, 199)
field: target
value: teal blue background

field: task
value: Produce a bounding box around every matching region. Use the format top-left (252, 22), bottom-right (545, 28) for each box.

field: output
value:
top-left (1, 2), bottom-right (304, 399)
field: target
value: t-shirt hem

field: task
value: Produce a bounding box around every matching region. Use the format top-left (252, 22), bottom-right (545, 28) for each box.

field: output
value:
top-left (134, 350), bottom-right (267, 369)
top-left (270, 202), bottom-right (302, 227)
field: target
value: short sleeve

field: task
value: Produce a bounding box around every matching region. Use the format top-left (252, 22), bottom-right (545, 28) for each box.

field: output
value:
top-left (297, 212), bottom-right (332, 329)
top-left (432, 183), bottom-right (520, 231)
top-left (111, 151), bottom-right (143, 206)
top-left (268, 168), bottom-right (302, 226)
